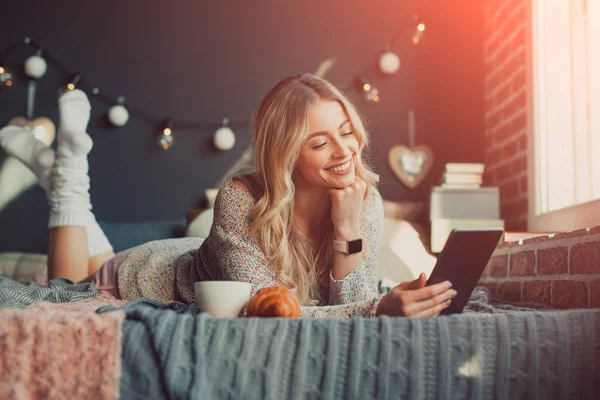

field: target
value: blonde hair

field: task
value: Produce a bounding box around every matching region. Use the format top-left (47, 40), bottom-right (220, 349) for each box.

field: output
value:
top-left (248, 73), bottom-right (379, 305)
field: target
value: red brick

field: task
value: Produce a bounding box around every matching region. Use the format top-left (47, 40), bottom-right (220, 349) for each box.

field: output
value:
top-left (537, 247), bottom-right (568, 275)
top-left (518, 133), bottom-right (527, 151)
top-left (552, 280), bottom-right (588, 309)
top-left (488, 255), bottom-right (509, 277)
top-left (483, 169), bottom-right (497, 185)
top-left (478, 281), bottom-right (498, 295)
top-left (510, 112), bottom-right (527, 133)
top-left (510, 250), bottom-right (535, 276)
top-left (495, 83), bottom-right (511, 105)
top-left (484, 110), bottom-right (501, 131)
top-left (510, 218), bottom-right (528, 232)
top-left (503, 139), bottom-right (518, 158)
top-left (496, 163), bottom-right (512, 182)
top-left (500, 97), bottom-right (516, 120)
top-left (502, 198), bottom-right (528, 219)
top-left (512, 47), bottom-right (527, 70)
top-left (486, 148), bottom-right (502, 166)
top-left (500, 180), bottom-right (519, 199)
top-left (498, 281), bottom-right (521, 302)
top-left (495, 123), bottom-right (514, 143)
top-left (523, 281), bottom-right (551, 304)
top-left (510, 68), bottom-right (526, 94)
top-left (510, 90), bottom-right (527, 115)
top-left (512, 155), bottom-right (527, 172)
top-left (522, 234), bottom-right (553, 245)
top-left (553, 228), bottom-right (589, 241)
top-left (485, 33), bottom-right (501, 54)
top-left (519, 175), bottom-right (528, 194)
top-left (509, 16), bottom-right (524, 42)
top-left (590, 279), bottom-right (600, 308)
top-left (570, 241), bottom-right (600, 274)
top-left (494, 42), bottom-right (511, 68)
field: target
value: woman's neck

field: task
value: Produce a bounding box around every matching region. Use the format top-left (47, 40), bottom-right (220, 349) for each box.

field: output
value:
top-left (293, 186), bottom-right (330, 239)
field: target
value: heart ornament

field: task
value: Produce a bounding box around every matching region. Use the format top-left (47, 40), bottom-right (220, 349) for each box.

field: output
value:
top-left (388, 145), bottom-right (434, 189)
top-left (8, 116), bottom-right (56, 146)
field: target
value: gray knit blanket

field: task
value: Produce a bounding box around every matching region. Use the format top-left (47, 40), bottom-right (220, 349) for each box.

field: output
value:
top-left (0, 276), bottom-right (98, 308)
top-left (97, 291), bottom-right (600, 400)
top-left (2, 278), bottom-right (599, 399)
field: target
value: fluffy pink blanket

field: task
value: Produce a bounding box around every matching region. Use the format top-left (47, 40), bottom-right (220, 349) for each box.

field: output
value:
top-left (0, 295), bottom-right (128, 399)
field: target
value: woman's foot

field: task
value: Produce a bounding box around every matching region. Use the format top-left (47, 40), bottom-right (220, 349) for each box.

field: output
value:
top-left (0, 125), bottom-right (55, 191)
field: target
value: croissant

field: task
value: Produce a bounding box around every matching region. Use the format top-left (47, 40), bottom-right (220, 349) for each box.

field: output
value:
top-left (246, 286), bottom-right (301, 319)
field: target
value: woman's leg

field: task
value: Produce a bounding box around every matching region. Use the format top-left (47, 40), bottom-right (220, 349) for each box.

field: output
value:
top-left (0, 89), bottom-right (115, 282)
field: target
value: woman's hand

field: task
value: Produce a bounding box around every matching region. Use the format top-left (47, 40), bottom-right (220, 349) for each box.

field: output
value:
top-left (329, 177), bottom-right (367, 238)
top-left (376, 273), bottom-right (457, 317)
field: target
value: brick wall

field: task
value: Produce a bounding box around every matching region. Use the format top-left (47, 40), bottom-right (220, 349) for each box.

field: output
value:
top-left (483, 0), bottom-right (529, 231)
top-left (479, 229), bottom-right (600, 309)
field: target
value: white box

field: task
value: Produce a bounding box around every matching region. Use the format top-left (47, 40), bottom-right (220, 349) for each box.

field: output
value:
top-left (430, 186), bottom-right (500, 220)
top-left (431, 218), bottom-right (505, 253)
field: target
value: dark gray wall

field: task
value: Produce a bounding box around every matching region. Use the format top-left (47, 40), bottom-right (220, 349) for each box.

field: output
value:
top-left (0, 0), bottom-right (483, 252)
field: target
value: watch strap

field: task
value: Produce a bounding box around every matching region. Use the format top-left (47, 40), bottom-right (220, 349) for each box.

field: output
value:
top-left (333, 238), bottom-right (348, 254)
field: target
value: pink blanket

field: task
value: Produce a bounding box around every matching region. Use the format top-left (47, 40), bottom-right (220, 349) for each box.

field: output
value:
top-left (0, 295), bottom-right (128, 399)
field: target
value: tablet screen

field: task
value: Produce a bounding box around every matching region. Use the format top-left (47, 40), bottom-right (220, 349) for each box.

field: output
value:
top-left (426, 228), bottom-right (504, 314)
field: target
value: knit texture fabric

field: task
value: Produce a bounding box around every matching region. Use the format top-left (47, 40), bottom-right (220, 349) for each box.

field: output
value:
top-left (117, 174), bottom-right (385, 318)
top-left (97, 292), bottom-right (600, 400)
top-left (0, 276), bottom-right (99, 308)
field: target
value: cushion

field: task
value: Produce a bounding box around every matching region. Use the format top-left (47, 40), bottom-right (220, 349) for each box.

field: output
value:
top-left (0, 252), bottom-right (48, 284)
top-left (98, 219), bottom-right (187, 253)
top-left (186, 209), bottom-right (214, 238)
top-left (376, 218), bottom-right (437, 283)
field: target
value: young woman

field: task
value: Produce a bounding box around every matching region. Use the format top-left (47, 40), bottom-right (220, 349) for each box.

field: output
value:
top-left (0, 73), bottom-right (456, 318)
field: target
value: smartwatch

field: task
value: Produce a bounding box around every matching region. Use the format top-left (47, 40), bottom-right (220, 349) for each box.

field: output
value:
top-left (333, 237), bottom-right (363, 255)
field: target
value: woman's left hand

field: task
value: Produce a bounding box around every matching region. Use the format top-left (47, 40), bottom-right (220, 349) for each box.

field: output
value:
top-left (329, 177), bottom-right (366, 237)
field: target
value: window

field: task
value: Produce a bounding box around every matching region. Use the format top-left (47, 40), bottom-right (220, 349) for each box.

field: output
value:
top-left (529, 0), bottom-right (600, 231)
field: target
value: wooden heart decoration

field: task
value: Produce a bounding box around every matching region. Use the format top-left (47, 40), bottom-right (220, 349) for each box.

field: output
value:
top-left (8, 116), bottom-right (56, 146)
top-left (388, 145), bottom-right (434, 189)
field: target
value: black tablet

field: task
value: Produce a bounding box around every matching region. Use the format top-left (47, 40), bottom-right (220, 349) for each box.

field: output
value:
top-left (426, 227), bottom-right (504, 315)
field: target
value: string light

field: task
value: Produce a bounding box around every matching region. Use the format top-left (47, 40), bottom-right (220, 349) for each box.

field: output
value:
top-left (66, 73), bottom-right (82, 90)
top-left (107, 95), bottom-right (129, 127)
top-left (0, 66), bottom-right (14, 88)
top-left (213, 118), bottom-right (236, 151)
top-left (0, 18), bottom-right (426, 145)
top-left (412, 22), bottom-right (426, 45)
top-left (158, 118), bottom-right (174, 150)
top-left (24, 50), bottom-right (47, 80)
top-left (358, 76), bottom-right (380, 104)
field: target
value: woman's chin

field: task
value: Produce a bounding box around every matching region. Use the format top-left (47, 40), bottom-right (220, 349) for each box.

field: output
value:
top-left (329, 172), bottom-right (355, 189)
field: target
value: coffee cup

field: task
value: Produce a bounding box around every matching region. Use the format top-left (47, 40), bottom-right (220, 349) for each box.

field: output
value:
top-left (194, 281), bottom-right (252, 318)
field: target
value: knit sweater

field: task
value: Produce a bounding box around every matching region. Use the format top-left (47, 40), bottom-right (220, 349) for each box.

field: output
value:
top-left (117, 174), bottom-right (384, 318)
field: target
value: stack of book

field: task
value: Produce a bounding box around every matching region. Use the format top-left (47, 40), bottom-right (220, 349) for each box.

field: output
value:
top-left (430, 162), bottom-right (505, 253)
top-left (442, 163), bottom-right (484, 189)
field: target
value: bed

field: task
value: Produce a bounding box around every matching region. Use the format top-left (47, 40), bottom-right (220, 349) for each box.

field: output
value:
top-left (1, 276), bottom-right (599, 399)
top-left (1, 202), bottom-right (599, 399)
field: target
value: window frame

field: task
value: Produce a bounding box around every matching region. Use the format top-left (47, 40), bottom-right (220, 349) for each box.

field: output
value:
top-left (528, 0), bottom-right (600, 232)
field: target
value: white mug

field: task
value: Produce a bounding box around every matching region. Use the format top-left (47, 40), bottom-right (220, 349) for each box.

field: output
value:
top-left (194, 281), bottom-right (252, 318)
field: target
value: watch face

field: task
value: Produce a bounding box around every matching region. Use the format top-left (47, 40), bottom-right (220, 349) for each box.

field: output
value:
top-left (347, 238), bottom-right (363, 254)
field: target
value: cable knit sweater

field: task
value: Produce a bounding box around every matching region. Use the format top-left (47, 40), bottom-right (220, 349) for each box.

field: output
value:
top-left (117, 174), bottom-right (385, 318)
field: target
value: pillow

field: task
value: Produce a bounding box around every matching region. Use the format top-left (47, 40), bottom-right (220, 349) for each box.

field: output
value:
top-left (186, 209), bottom-right (214, 238)
top-left (0, 252), bottom-right (48, 284)
top-left (376, 218), bottom-right (437, 284)
top-left (98, 219), bottom-right (187, 252)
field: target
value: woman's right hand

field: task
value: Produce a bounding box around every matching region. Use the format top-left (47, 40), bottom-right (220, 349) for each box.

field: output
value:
top-left (376, 273), bottom-right (457, 317)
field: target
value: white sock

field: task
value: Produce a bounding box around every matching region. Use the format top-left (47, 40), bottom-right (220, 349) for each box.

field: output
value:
top-left (47, 89), bottom-right (112, 256)
top-left (0, 103), bottom-right (113, 257)
top-left (0, 125), bottom-right (54, 192)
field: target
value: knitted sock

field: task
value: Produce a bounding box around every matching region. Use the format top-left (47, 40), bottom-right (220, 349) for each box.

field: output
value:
top-left (0, 125), bottom-right (55, 192)
top-left (48, 89), bottom-right (112, 256)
